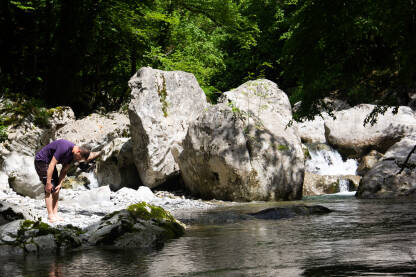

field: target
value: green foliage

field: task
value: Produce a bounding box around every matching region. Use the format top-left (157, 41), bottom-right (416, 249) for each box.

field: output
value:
top-left (0, 121), bottom-right (7, 142)
top-left (1, 0), bottom-right (414, 119)
top-left (0, 96), bottom-right (50, 128)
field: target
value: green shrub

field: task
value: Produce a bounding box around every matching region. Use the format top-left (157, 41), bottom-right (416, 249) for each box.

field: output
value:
top-left (0, 124), bottom-right (7, 142)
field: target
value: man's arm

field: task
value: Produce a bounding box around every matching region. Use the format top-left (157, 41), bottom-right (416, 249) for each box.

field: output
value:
top-left (46, 157), bottom-right (58, 193)
top-left (87, 151), bottom-right (102, 162)
top-left (55, 163), bottom-right (71, 193)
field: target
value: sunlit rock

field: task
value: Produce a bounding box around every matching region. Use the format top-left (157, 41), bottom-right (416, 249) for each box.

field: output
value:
top-left (128, 67), bottom-right (209, 188)
top-left (56, 112), bottom-right (130, 151)
top-left (85, 202), bottom-right (184, 248)
top-left (178, 80), bottom-right (304, 201)
top-left (324, 104), bottom-right (416, 157)
top-left (357, 136), bottom-right (416, 198)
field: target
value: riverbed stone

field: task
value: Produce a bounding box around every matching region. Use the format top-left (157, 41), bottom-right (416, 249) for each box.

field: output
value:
top-left (128, 67), bottom-right (209, 188)
top-left (85, 202), bottom-right (185, 248)
top-left (178, 101), bottom-right (304, 201)
top-left (357, 136), bottom-right (416, 198)
top-left (249, 205), bottom-right (331, 219)
top-left (2, 152), bottom-right (43, 198)
top-left (0, 219), bottom-right (83, 254)
top-left (296, 115), bottom-right (328, 144)
top-left (324, 104), bottom-right (416, 157)
top-left (303, 172), bottom-right (360, 196)
top-left (0, 202), bottom-right (26, 226)
top-left (356, 150), bottom-right (384, 176)
top-left (178, 79), bottom-right (303, 201)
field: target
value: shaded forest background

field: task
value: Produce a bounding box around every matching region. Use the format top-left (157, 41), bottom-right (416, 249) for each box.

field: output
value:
top-left (1, 0), bottom-right (415, 118)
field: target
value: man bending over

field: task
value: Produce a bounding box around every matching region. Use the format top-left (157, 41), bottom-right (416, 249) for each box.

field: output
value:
top-left (34, 139), bottom-right (99, 223)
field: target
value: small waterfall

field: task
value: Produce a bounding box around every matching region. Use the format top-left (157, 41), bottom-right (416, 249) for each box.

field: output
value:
top-left (305, 144), bottom-right (358, 193)
top-left (85, 171), bottom-right (99, 188)
top-left (306, 145), bottom-right (357, 176)
top-left (338, 179), bottom-right (349, 192)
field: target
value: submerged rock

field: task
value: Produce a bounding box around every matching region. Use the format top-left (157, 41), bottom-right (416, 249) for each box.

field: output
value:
top-left (249, 205), bottom-right (331, 220)
top-left (128, 67), bottom-right (209, 188)
top-left (84, 202), bottom-right (185, 248)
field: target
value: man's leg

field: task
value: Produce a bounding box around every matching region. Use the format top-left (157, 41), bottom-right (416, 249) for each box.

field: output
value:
top-left (52, 191), bottom-right (63, 220)
top-left (45, 192), bottom-right (57, 222)
top-left (36, 160), bottom-right (57, 223)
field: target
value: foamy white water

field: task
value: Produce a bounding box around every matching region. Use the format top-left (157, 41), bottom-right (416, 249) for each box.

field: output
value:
top-left (306, 144), bottom-right (358, 193)
top-left (86, 171), bottom-right (99, 188)
top-left (305, 145), bottom-right (357, 176)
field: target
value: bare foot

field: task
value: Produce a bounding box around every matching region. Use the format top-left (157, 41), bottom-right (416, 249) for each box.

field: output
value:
top-left (48, 217), bottom-right (58, 223)
top-left (55, 215), bottom-right (64, 221)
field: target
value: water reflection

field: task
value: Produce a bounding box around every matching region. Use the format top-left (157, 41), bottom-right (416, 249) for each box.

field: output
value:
top-left (1, 197), bottom-right (416, 276)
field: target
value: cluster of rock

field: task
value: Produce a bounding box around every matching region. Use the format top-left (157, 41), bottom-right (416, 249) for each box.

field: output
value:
top-left (297, 102), bottom-right (416, 198)
top-left (2, 66), bottom-right (416, 256)
top-left (0, 200), bottom-right (185, 255)
top-left (1, 66), bottom-right (416, 239)
top-left (127, 68), bottom-right (304, 201)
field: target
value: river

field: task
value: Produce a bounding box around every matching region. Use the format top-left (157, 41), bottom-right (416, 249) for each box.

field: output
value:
top-left (2, 194), bottom-right (416, 276)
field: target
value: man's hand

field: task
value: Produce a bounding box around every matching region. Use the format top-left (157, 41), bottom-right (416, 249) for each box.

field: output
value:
top-left (87, 151), bottom-right (102, 162)
top-left (54, 184), bottom-right (62, 193)
top-left (45, 182), bottom-right (53, 193)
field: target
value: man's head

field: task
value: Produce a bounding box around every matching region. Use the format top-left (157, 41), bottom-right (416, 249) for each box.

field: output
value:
top-left (72, 146), bottom-right (90, 162)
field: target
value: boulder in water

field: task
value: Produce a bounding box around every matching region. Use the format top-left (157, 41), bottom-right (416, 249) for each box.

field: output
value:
top-left (178, 80), bottom-right (304, 201)
top-left (357, 136), bottom-right (416, 198)
top-left (85, 202), bottom-right (185, 248)
top-left (249, 205), bottom-right (331, 220)
top-left (0, 219), bottom-right (82, 254)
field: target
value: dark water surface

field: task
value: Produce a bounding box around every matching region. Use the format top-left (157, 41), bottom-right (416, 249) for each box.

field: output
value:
top-left (2, 195), bottom-right (416, 276)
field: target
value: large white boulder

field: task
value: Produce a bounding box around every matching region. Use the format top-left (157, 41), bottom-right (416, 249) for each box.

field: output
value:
top-left (296, 115), bottom-right (328, 144)
top-left (324, 104), bottom-right (416, 157)
top-left (128, 67), bottom-right (209, 188)
top-left (2, 152), bottom-right (43, 198)
top-left (178, 80), bottom-right (304, 201)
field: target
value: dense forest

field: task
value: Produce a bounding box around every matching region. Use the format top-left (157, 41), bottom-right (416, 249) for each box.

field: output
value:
top-left (1, 0), bottom-right (415, 118)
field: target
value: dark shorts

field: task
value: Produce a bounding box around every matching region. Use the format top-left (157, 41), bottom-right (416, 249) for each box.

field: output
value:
top-left (34, 160), bottom-right (58, 193)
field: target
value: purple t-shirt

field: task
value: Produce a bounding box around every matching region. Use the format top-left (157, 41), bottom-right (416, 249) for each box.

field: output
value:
top-left (35, 139), bottom-right (75, 165)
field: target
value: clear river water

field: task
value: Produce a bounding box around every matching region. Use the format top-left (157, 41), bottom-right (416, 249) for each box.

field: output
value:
top-left (2, 194), bottom-right (416, 277)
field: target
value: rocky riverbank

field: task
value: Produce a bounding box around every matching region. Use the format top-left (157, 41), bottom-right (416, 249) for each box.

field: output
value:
top-left (0, 185), bottom-right (221, 230)
top-left (1, 66), bottom-right (416, 255)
